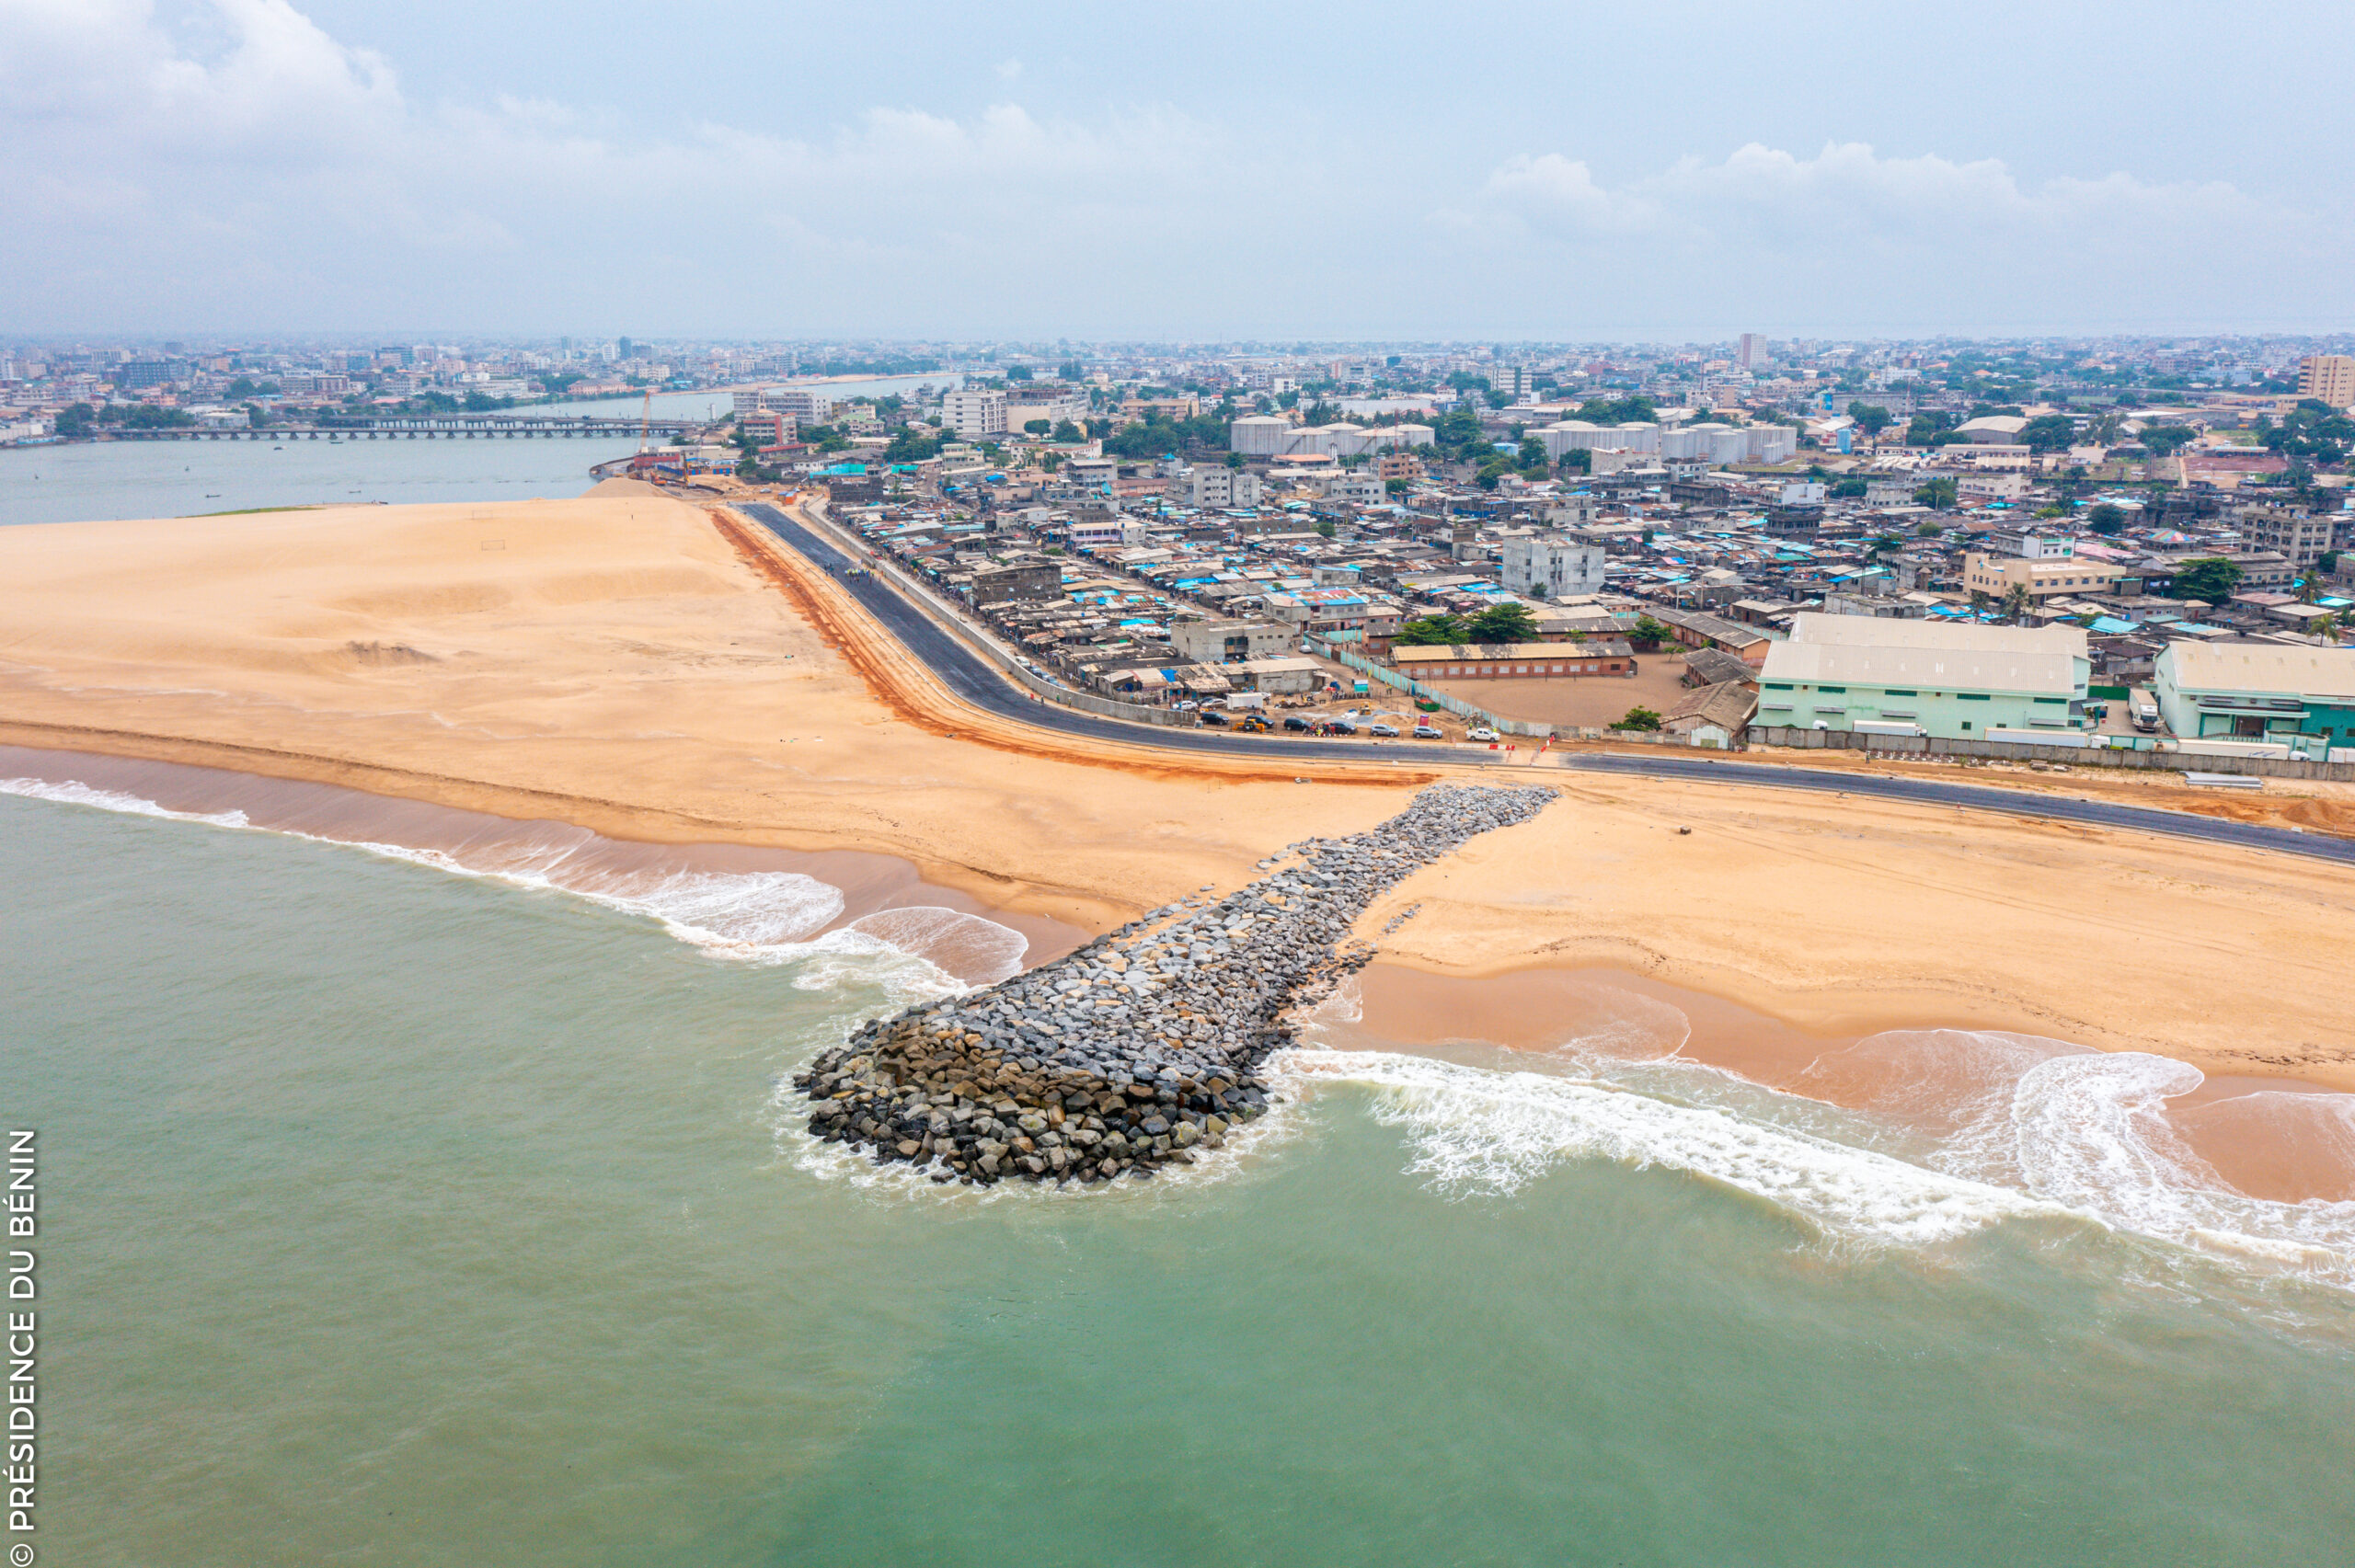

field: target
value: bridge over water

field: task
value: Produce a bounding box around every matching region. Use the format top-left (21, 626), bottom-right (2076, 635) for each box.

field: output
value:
top-left (108, 415), bottom-right (703, 441)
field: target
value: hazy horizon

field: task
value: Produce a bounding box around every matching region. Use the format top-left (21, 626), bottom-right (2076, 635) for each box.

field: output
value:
top-left (7, 0), bottom-right (2354, 340)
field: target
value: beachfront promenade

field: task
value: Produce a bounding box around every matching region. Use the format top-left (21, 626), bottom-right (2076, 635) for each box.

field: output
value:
top-left (736, 498), bottom-right (2355, 870)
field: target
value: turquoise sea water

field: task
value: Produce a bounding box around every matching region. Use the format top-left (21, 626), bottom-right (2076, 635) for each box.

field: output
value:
top-left (8, 783), bottom-right (2355, 1566)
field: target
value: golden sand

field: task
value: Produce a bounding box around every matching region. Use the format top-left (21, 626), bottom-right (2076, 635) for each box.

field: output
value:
top-left (3, 486), bottom-right (2351, 1087)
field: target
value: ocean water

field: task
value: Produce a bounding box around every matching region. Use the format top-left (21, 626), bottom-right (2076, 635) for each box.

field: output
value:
top-left (8, 780), bottom-right (2355, 1566)
top-left (0, 375), bottom-right (960, 528)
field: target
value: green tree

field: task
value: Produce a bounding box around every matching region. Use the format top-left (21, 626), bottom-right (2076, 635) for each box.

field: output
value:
top-left (1616, 706), bottom-right (1663, 731)
top-left (1630, 614), bottom-right (1670, 648)
top-left (1394, 614), bottom-right (1468, 646)
top-left (1557, 448), bottom-right (1592, 475)
top-left (1517, 435), bottom-right (1546, 466)
top-left (2085, 502), bottom-right (2127, 535)
top-left (2001, 583), bottom-right (2033, 622)
top-left (1023, 418), bottom-right (1051, 436)
top-left (1867, 533), bottom-right (1903, 559)
top-left (1384, 477), bottom-right (1410, 496)
top-left (1913, 476), bottom-right (1959, 509)
top-left (1051, 419), bottom-right (1083, 442)
top-left (1314, 519), bottom-right (1337, 539)
top-left (2137, 423), bottom-right (2199, 455)
top-left (1465, 601), bottom-right (1540, 643)
top-left (1846, 401), bottom-right (1892, 436)
top-left (2020, 414), bottom-right (2078, 452)
top-left (882, 427), bottom-right (941, 464)
top-left (2172, 556), bottom-right (2244, 604)
top-left (1829, 475), bottom-right (1868, 498)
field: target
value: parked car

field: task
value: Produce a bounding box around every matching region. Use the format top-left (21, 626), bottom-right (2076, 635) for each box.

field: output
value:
top-left (1369, 723), bottom-right (1399, 738)
top-left (1413, 724), bottom-right (1444, 739)
top-left (1315, 719), bottom-right (1359, 737)
top-left (1467, 727), bottom-right (1499, 742)
top-left (1198, 709), bottom-right (1228, 727)
top-left (1283, 715), bottom-right (1313, 732)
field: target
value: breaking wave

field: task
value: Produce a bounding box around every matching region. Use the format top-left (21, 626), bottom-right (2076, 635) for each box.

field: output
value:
top-left (1280, 1031), bottom-right (2355, 1292)
top-left (1282, 1050), bottom-right (2065, 1246)
top-left (0, 773), bottom-right (1025, 987)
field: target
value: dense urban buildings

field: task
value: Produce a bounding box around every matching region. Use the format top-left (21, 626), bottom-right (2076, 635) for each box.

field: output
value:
top-left (9, 328), bottom-right (2354, 756)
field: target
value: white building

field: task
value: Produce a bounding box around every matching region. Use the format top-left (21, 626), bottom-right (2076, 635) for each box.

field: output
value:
top-left (942, 388), bottom-right (1008, 440)
top-left (741, 387), bottom-right (835, 425)
top-left (1188, 467), bottom-right (1264, 508)
top-left (1499, 536), bottom-right (1608, 599)
top-left (1006, 394), bottom-right (1089, 433)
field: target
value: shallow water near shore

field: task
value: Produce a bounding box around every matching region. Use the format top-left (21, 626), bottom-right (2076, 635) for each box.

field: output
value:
top-left (11, 785), bottom-right (2355, 1565)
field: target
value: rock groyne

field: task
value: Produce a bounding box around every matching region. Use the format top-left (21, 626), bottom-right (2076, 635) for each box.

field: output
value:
top-left (793, 784), bottom-right (1555, 1185)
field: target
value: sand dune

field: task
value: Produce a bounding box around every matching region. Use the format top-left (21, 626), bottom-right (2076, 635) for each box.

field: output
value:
top-left (3, 491), bottom-right (2353, 1085)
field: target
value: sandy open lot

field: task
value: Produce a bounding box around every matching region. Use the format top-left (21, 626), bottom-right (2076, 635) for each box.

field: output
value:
top-left (1429, 658), bottom-right (1695, 729)
top-left (5, 486), bottom-right (2355, 1085)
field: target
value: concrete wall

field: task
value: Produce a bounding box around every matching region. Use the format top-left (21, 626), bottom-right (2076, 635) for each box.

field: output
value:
top-left (1747, 725), bottom-right (2355, 781)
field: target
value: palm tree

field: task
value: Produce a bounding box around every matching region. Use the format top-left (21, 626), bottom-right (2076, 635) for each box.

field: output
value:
top-left (2002, 584), bottom-right (2033, 623)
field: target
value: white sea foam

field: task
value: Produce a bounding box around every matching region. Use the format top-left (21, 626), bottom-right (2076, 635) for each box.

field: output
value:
top-left (1937, 1050), bottom-right (2355, 1286)
top-left (1280, 1049), bottom-right (2065, 1245)
top-left (1544, 985), bottom-right (1693, 1062)
top-left (1, 775), bottom-right (251, 830)
top-left (1273, 1041), bottom-right (2355, 1290)
top-left (0, 773), bottom-right (1023, 990)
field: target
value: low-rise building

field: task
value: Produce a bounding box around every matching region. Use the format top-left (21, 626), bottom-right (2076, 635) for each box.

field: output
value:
top-left (1170, 617), bottom-right (1293, 664)
top-left (2154, 641), bottom-right (2355, 750)
top-left (1963, 552), bottom-right (2129, 601)
top-left (1391, 639), bottom-right (1636, 680)
top-left (1756, 613), bottom-right (2089, 738)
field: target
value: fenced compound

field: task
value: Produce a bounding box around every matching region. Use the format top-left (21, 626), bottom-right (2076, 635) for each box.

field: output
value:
top-left (1305, 638), bottom-right (1555, 738)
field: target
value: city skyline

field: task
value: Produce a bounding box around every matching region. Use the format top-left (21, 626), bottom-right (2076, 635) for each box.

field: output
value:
top-left (7, 0), bottom-right (2355, 339)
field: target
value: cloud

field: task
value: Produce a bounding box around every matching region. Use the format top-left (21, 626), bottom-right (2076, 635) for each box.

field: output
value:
top-left (0, 2), bottom-right (2344, 337)
top-left (1450, 140), bottom-right (2338, 334)
top-left (0, 0), bottom-right (1244, 333)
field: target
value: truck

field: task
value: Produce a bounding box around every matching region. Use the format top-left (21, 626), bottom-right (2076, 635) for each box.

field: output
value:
top-left (2131, 693), bottom-right (2161, 733)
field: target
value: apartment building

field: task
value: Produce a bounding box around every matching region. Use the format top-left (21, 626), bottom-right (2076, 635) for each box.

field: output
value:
top-left (1188, 466), bottom-right (1264, 508)
top-left (2296, 354), bottom-right (2355, 408)
top-left (942, 388), bottom-right (1008, 440)
top-left (1499, 536), bottom-right (1607, 599)
top-left (2237, 503), bottom-right (2343, 567)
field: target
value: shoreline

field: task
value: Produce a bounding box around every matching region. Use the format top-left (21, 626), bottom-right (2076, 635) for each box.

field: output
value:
top-left (0, 742), bottom-right (1090, 981)
top-left (5, 493), bottom-right (2355, 1093)
top-left (11, 731), bottom-right (2347, 1209)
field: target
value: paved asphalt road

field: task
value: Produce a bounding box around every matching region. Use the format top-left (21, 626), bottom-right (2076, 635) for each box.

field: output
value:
top-left (741, 502), bottom-right (2355, 867)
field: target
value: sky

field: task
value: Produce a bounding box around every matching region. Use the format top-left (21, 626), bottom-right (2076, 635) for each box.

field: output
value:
top-left (6, 0), bottom-right (2354, 342)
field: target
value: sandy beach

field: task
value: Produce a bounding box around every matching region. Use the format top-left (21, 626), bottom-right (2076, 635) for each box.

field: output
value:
top-left (5, 486), bottom-right (2355, 1086)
